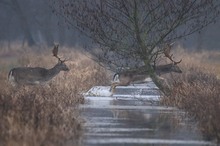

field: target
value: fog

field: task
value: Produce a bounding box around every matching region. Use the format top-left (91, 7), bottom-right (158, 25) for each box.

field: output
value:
top-left (0, 0), bottom-right (220, 50)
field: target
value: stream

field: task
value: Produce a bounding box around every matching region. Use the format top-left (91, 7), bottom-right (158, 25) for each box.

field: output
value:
top-left (79, 82), bottom-right (214, 146)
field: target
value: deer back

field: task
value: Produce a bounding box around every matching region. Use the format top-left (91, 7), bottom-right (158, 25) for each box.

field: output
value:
top-left (8, 67), bottom-right (48, 86)
top-left (155, 63), bottom-right (182, 75)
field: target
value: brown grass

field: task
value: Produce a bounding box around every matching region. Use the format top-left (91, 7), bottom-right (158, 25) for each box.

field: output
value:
top-left (161, 48), bottom-right (220, 143)
top-left (0, 47), bottom-right (109, 146)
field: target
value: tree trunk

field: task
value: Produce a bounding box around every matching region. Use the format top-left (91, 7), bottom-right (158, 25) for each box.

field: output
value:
top-left (12, 0), bottom-right (35, 46)
top-left (143, 61), bottom-right (171, 96)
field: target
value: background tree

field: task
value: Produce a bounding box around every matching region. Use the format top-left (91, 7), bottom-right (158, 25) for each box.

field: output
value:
top-left (53, 0), bottom-right (219, 69)
top-left (52, 0), bottom-right (220, 91)
top-left (0, 0), bottom-right (82, 48)
top-left (0, 0), bottom-right (35, 46)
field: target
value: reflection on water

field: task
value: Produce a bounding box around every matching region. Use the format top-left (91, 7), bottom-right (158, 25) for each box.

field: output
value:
top-left (80, 84), bottom-right (214, 146)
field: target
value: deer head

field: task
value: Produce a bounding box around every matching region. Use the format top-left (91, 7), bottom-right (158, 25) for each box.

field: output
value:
top-left (161, 43), bottom-right (182, 73)
top-left (52, 44), bottom-right (69, 71)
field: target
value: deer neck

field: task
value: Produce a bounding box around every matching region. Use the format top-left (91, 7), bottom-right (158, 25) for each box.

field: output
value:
top-left (47, 64), bottom-right (62, 79)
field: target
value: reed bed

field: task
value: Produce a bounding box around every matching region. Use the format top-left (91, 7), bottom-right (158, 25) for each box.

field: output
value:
top-left (161, 48), bottom-right (220, 143)
top-left (0, 47), bottom-right (109, 146)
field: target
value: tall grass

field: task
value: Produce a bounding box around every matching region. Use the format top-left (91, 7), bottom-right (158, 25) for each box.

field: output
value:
top-left (0, 47), bottom-right (109, 146)
top-left (161, 48), bottom-right (220, 143)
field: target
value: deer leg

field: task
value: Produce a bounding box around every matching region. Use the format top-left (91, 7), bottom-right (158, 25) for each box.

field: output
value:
top-left (110, 82), bottom-right (118, 92)
top-left (110, 81), bottom-right (130, 95)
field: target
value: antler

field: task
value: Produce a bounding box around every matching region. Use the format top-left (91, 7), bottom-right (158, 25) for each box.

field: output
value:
top-left (53, 44), bottom-right (59, 57)
top-left (163, 43), bottom-right (182, 65)
top-left (52, 44), bottom-right (66, 62)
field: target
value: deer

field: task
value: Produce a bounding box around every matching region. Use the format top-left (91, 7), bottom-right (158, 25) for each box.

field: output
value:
top-left (110, 43), bottom-right (182, 93)
top-left (8, 44), bottom-right (69, 87)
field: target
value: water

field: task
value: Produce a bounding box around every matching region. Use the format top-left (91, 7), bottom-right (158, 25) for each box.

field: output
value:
top-left (80, 82), bottom-right (214, 146)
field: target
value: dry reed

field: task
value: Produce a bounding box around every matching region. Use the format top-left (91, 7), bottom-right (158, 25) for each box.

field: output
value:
top-left (161, 48), bottom-right (220, 143)
top-left (0, 47), bottom-right (109, 146)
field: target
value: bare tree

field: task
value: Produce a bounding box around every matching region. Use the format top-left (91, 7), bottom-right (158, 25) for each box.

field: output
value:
top-left (52, 0), bottom-right (220, 92)
top-left (52, 1), bottom-right (219, 64)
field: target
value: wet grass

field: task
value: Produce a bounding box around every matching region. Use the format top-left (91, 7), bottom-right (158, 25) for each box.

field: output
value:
top-left (0, 47), bottom-right (109, 146)
top-left (161, 49), bottom-right (220, 143)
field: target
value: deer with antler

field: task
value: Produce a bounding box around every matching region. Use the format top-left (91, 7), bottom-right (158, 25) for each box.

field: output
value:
top-left (8, 44), bottom-right (69, 86)
top-left (110, 43), bottom-right (182, 93)
top-left (154, 43), bottom-right (182, 75)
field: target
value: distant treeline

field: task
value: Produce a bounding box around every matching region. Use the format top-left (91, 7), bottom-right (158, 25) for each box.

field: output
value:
top-left (0, 0), bottom-right (88, 48)
top-left (0, 0), bottom-right (220, 50)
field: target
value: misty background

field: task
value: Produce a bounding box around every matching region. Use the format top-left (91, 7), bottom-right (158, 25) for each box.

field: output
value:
top-left (0, 0), bottom-right (220, 51)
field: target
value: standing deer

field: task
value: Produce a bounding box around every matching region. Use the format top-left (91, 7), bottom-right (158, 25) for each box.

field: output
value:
top-left (8, 44), bottom-right (69, 87)
top-left (110, 44), bottom-right (182, 93)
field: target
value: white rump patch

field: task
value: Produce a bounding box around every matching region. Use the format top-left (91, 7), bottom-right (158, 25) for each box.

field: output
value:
top-left (8, 70), bottom-right (16, 87)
